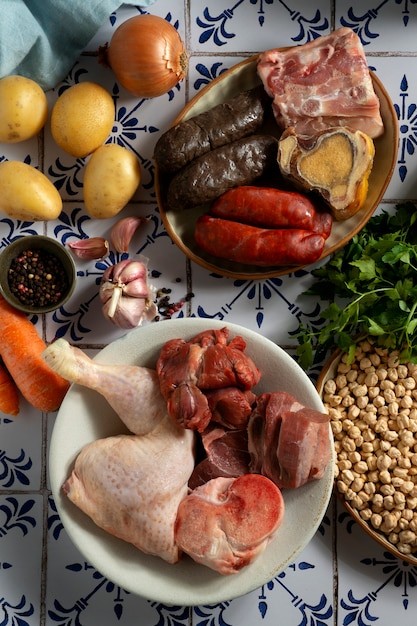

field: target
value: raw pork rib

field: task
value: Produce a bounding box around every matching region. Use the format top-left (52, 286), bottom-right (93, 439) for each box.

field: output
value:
top-left (257, 27), bottom-right (384, 139)
top-left (42, 339), bottom-right (195, 564)
top-left (248, 391), bottom-right (331, 489)
top-left (175, 474), bottom-right (284, 574)
top-left (156, 327), bottom-right (261, 432)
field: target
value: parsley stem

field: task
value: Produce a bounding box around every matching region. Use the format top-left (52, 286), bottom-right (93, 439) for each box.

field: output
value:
top-left (344, 287), bottom-right (392, 318)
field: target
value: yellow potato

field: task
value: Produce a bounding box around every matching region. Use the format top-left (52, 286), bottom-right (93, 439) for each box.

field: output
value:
top-left (83, 144), bottom-right (141, 218)
top-left (0, 161), bottom-right (62, 221)
top-left (0, 75), bottom-right (48, 143)
top-left (51, 82), bottom-right (114, 158)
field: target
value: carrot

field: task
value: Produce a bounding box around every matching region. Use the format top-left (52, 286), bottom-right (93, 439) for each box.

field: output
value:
top-left (0, 295), bottom-right (70, 412)
top-left (0, 362), bottom-right (19, 416)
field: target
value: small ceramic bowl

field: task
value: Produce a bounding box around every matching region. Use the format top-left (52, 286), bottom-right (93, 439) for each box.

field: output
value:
top-left (0, 235), bottom-right (76, 314)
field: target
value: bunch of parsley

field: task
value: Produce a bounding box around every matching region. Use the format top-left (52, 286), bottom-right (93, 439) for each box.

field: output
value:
top-left (295, 202), bottom-right (417, 369)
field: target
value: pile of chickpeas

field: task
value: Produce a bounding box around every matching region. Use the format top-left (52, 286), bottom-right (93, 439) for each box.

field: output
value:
top-left (322, 337), bottom-right (417, 556)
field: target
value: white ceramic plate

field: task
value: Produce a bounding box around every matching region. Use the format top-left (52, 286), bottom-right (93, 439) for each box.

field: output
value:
top-left (155, 55), bottom-right (399, 280)
top-left (49, 318), bottom-right (335, 605)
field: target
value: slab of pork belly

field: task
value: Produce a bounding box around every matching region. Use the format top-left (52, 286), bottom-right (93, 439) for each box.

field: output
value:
top-left (257, 26), bottom-right (384, 139)
top-left (175, 474), bottom-right (284, 575)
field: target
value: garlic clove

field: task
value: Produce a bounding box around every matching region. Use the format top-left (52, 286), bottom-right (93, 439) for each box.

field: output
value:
top-left (123, 279), bottom-right (149, 298)
top-left (102, 291), bottom-right (146, 329)
top-left (114, 260), bottom-right (148, 284)
top-left (110, 216), bottom-right (148, 253)
top-left (68, 237), bottom-right (109, 260)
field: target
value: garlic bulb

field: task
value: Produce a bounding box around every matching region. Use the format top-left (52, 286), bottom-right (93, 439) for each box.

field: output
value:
top-left (99, 259), bottom-right (157, 329)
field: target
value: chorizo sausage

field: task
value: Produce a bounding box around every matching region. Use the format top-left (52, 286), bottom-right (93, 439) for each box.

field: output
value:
top-left (167, 135), bottom-right (279, 211)
top-left (194, 214), bottom-right (326, 267)
top-left (210, 186), bottom-right (332, 238)
top-left (154, 86), bottom-right (269, 174)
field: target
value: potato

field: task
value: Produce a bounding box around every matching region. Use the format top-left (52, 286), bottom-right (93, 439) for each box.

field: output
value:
top-left (0, 161), bottom-right (62, 221)
top-left (83, 144), bottom-right (141, 218)
top-left (0, 76), bottom-right (48, 143)
top-left (51, 82), bottom-right (114, 158)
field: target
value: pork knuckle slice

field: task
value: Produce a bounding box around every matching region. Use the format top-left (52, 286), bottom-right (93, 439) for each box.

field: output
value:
top-left (175, 474), bottom-right (284, 575)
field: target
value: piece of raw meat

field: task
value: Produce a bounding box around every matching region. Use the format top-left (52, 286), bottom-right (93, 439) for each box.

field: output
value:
top-left (175, 474), bottom-right (284, 574)
top-left (156, 327), bottom-right (261, 432)
top-left (189, 425), bottom-right (250, 489)
top-left (248, 391), bottom-right (331, 489)
top-left (63, 416), bottom-right (194, 563)
top-left (257, 27), bottom-right (384, 139)
top-left (206, 387), bottom-right (256, 429)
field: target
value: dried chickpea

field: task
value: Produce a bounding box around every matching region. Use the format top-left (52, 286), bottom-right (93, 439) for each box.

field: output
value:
top-left (371, 513), bottom-right (382, 528)
top-left (360, 508), bottom-right (372, 521)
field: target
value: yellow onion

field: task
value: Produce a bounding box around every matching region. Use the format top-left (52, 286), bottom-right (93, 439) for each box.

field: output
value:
top-left (99, 14), bottom-right (188, 98)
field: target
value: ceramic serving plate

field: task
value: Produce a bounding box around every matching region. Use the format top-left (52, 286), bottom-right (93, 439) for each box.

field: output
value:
top-left (317, 348), bottom-right (417, 565)
top-left (155, 54), bottom-right (399, 280)
top-left (49, 318), bottom-right (335, 605)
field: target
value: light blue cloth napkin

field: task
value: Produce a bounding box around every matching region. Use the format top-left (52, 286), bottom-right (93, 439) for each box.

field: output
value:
top-left (0, 1), bottom-right (156, 90)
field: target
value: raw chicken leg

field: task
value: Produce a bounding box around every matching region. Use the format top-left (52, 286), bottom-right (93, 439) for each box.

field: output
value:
top-left (42, 338), bottom-right (167, 435)
top-left (64, 417), bottom-right (194, 563)
top-left (42, 339), bottom-right (195, 564)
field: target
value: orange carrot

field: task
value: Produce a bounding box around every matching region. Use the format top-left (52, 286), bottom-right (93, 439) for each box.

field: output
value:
top-left (0, 362), bottom-right (19, 416)
top-left (0, 295), bottom-right (70, 412)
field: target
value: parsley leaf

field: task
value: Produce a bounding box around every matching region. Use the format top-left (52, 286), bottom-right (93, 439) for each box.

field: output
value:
top-left (295, 202), bottom-right (417, 369)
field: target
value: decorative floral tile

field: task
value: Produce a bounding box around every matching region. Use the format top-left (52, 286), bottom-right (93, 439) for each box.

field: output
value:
top-left (372, 57), bottom-right (417, 200)
top-left (0, 495), bottom-right (43, 624)
top-left (189, 262), bottom-right (317, 349)
top-left (335, 0), bottom-right (417, 51)
top-left (189, 0), bottom-right (331, 52)
top-left (45, 500), bottom-right (173, 626)
top-left (336, 499), bottom-right (417, 625)
top-left (0, 402), bottom-right (43, 490)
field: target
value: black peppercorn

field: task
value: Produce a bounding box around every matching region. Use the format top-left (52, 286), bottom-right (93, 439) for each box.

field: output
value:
top-left (8, 248), bottom-right (69, 308)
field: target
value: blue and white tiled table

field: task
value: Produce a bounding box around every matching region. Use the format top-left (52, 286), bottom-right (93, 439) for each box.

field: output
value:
top-left (1, 1), bottom-right (416, 625)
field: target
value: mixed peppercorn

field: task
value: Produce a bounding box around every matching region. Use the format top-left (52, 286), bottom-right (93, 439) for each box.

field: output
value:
top-left (8, 248), bottom-right (69, 308)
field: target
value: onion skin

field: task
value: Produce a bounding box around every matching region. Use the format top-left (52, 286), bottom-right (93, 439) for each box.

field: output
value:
top-left (99, 14), bottom-right (188, 98)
